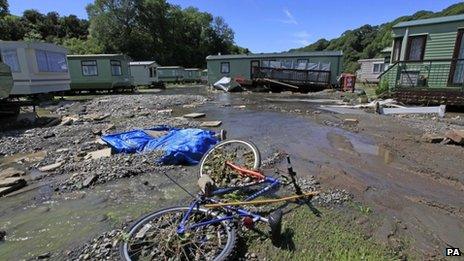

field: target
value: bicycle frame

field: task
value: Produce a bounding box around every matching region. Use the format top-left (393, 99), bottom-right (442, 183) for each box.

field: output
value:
top-left (177, 165), bottom-right (282, 234)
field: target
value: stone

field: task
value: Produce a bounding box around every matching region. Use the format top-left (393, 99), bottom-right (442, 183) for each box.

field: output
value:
top-left (42, 132), bottom-right (56, 139)
top-left (200, 121), bottom-right (222, 127)
top-left (83, 174), bottom-right (98, 188)
top-left (60, 116), bottom-right (79, 126)
top-left (183, 112), bottom-right (206, 118)
top-left (233, 105), bottom-right (246, 109)
top-left (157, 109), bottom-right (172, 114)
top-left (83, 113), bottom-right (111, 121)
top-left (421, 133), bottom-right (444, 143)
top-left (343, 118), bottom-right (359, 125)
top-left (0, 167), bottom-right (25, 179)
top-left (445, 129), bottom-right (464, 144)
top-left (38, 161), bottom-right (63, 172)
top-left (85, 148), bottom-right (113, 160)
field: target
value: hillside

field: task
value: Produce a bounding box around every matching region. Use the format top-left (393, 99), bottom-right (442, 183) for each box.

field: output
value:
top-left (289, 3), bottom-right (464, 73)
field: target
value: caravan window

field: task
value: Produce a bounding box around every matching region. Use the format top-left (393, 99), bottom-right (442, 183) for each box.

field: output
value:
top-left (1, 49), bottom-right (20, 72)
top-left (406, 35), bottom-right (426, 61)
top-left (281, 60), bottom-right (293, 69)
top-left (111, 60), bottom-right (122, 76)
top-left (296, 59), bottom-right (308, 69)
top-left (81, 60), bottom-right (98, 76)
top-left (220, 62), bottom-right (230, 73)
top-left (372, 63), bottom-right (385, 74)
top-left (36, 50), bottom-right (68, 72)
top-left (149, 67), bottom-right (155, 78)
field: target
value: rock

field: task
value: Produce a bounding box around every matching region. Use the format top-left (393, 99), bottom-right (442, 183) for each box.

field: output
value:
top-left (42, 132), bottom-right (56, 139)
top-left (0, 230), bottom-right (5, 241)
top-left (233, 105), bottom-right (246, 109)
top-left (38, 161), bottom-right (63, 172)
top-left (157, 109), bottom-right (173, 114)
top-left (37, 252), bottom-right (51, 259)
top-left (0, 167), bottom-right (25, 179)
top-left (95, 138), bottom-right (107, 145)
top-left (83, 113), bottom-right (111, 121)
top-left (445, 129), bottom-right (464, 144)
top-left (183, 112), bottom-right (206, 118)
top-left (421, 133), bottom-right (444, 143)
top-left (200, 121), bottom-right (222, 127)
top-left (85, 148), bottom-right (113, 160)
top-left (343, 118), bottom-right (359, 125)
top-left (82, 174), bottom-right (98, 188)
top-left (60, 116), bottom-right (78, 126)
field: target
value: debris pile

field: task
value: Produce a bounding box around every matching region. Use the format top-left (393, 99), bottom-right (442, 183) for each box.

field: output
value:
top-left (66, 229), bottom-right (123, 260)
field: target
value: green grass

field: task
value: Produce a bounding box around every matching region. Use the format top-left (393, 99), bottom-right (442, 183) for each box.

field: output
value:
top-left (243, 206), bottom-right (401, 260)
top-left (356, 82), bottom-right (378, 100)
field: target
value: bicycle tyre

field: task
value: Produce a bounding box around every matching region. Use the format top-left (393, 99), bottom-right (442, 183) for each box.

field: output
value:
top-left (120, 206), bottom-right (237, 261)
top-left (199, 139), bottom-right (261, 178)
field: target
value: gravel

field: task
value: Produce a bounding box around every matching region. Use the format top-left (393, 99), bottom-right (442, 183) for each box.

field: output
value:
top-left (66, 229), bottom-right (123, 260)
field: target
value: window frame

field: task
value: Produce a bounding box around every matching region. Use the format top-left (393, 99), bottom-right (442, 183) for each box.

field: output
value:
top-left (36, 49), bottom-right (68, 73)
top-left (110, 60), bottom-right (123, 76)
top-left (1, 49), bottom-right (21, 73)
top-left (81, 60), bottom-right (98, 76)
top-left (392, 37), bottom-right (403, 63)
top-left (405, 35), bottom-right (427, 62)
top-left (220, 62), bottom-right (230, 74)
top-left (372, 62), bottom-right (385, 74)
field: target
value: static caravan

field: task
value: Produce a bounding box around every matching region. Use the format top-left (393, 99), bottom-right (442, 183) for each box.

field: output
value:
top-left (0, 41), bottom-right (70, 95)
top-left (129, 61), bottom-right (159, 86)
top-left (357, 58), bottom-right (386, 83)
top-left (200, 69), bottom-right (208, 83)
top-left (206, 51), bottom-right (343, 91)
top-left (0, 62), bottom-right (13, 100)
top-left (183, 68), bottom-right (201, 83)
top-left (68, 54), bottom-right (133, 92)
top-left (379, 14), bottom-right (464, 104)
top-left (156, 66), bottom-right (184, 83)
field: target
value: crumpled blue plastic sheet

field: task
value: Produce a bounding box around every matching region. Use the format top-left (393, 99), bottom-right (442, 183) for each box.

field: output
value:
top-left (101, 125), bottom-right (218, 165)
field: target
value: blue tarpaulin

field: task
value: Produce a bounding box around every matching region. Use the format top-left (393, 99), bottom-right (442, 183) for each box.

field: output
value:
top-left (101, 126), bottom-right (218, 165)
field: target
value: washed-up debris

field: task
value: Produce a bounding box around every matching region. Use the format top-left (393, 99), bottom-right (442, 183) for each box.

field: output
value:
top-left (0, 177), bottom-right (27, 196)
top-left (233, 105), bottom-right (246, 109)
top-left (38, 161), bottom-right (63, 172)
top-left (183, 112), bottom-right (206, 118)
top-left (0, 167), bottom-right (25, 179)
top-left (343, 118), bottom-right (359, 125)
top-left (445, 129), bottom-right (464, 145)
top-left (380, 105), bottom-right (446, 118)
top-left (421, 133), bottom-right (445, 144)
top-left (83, 113), bottom-right (111, 121)
top-left (85, 148), bottom-right (113, 160)
top-left (261, 78), bottom-right (299, 89)
top-left (265, 98), bottom-right (345, 104)
top-left (200, 121), bottom-right (222, 127)
top-left (60, 115), bottom-right (79, 126)
top-left (213, 77), bottom-right (242, 92)
top-left (157, 109), bottom-right (173, 114)
top-left (82, 174), bottom-right (98, 188)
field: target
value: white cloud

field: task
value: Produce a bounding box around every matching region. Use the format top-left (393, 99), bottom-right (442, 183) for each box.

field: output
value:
top-left (292, 30), bottom-right (310, 46)
top-left (281, 8), bottom-right (298, 25)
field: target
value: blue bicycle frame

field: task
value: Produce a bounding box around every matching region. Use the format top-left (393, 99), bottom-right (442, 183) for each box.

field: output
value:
top-left (176, 176), bottom-right (281, 234)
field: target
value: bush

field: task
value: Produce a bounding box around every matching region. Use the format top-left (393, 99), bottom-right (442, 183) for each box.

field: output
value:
top-left (375, 79), bottom-right (389, 95)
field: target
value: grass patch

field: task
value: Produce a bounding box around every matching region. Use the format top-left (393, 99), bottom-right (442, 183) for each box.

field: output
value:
top-left (243, 206), bottom-right (400, 260)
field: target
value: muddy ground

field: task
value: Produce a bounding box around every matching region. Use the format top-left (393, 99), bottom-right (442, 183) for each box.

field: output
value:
top-left (0, 85), bottom-right (463, 260)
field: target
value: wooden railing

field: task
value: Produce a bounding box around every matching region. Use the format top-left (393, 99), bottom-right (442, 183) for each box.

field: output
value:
top-left (251, 66), bottom-right (331, 86)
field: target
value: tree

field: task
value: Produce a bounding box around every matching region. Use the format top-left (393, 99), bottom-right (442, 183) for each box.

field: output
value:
top-left (0, 0), bottom-right (8, 18)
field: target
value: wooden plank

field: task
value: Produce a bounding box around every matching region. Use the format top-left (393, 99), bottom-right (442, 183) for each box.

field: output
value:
top-left (262, 78), bottom-right (299, 89)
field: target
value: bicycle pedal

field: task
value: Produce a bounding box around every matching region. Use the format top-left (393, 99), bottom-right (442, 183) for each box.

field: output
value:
top-left (268, 209), bottom-right (282, 242)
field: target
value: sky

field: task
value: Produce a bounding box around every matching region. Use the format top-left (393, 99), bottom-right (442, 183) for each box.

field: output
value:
top-left (8, 0), bottom-right (464, 53)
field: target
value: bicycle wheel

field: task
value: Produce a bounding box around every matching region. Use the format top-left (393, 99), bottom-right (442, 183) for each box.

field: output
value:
top-left (120, 206), bottom-right (236, 261)
top-left (199, 140), bottom-right (261, 187)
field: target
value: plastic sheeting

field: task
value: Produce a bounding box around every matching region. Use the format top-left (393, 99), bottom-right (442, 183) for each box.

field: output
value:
top-left (101, 126), bottom-right (218, 165)
top-left (213, 77), bottom-right (242, 92)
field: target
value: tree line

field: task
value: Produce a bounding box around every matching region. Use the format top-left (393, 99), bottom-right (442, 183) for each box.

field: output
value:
top-left (0, 0), bottom-right (248, 68)
top-left (290, 2), bottom-right (464, 73)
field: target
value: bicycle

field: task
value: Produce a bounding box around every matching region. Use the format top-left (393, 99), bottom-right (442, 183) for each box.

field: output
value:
top-left (120, 139), bottom-right (318, 261)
